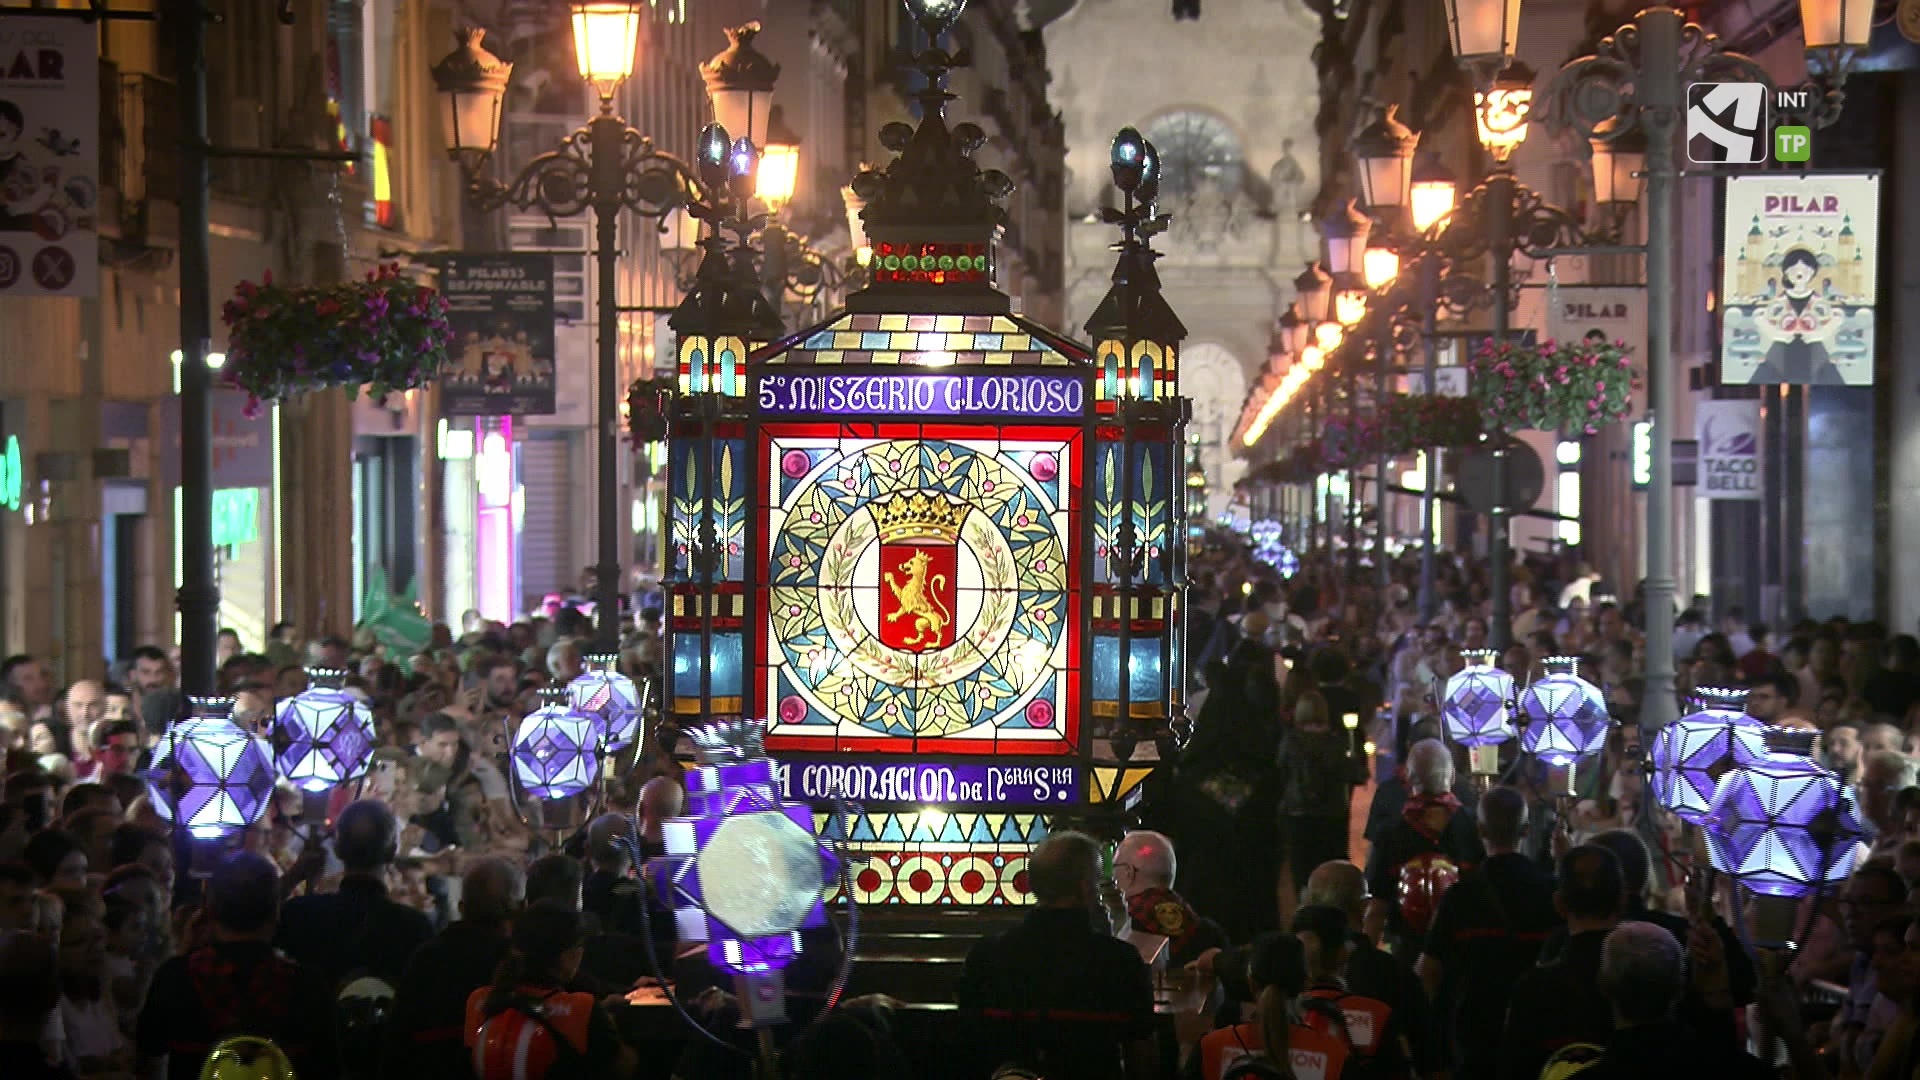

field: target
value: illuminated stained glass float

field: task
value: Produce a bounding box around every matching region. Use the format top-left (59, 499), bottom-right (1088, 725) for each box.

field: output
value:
top-left (665, 0), bottom-right (1188, 907)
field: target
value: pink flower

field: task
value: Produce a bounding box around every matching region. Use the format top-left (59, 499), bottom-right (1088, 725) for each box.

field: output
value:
top-left (1585, 424), bottom-right (1598, 434)
top-left (242, 395), bottom-right (263, 419)
top-left (1617, 356), bottom-right (1631, 368)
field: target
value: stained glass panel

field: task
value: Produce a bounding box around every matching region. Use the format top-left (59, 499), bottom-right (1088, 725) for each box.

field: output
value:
top-left (759, 425), bottom-right (1081, 756)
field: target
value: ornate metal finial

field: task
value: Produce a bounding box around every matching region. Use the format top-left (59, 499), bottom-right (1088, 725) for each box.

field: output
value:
top-left (430, 27), bottom-right (513, 96)
top-left (700, 23), bottom-right (781, 100)
top-left (1083, 127), bottom-right (1185, 350)
top-left (842, 1), bottom-right (1010, 311)
top-left (688, 719), bottom-right (770, 765)
top-left (1763, 725), bottom-right (1818, 757)
top-left (303, 667), bottom-right (350, 689)
top-left (671, 123), bottom-right (782, 351)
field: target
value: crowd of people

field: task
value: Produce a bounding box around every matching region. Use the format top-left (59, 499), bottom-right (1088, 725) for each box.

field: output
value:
top-left (0, 542), bottom-right (1915, 1078)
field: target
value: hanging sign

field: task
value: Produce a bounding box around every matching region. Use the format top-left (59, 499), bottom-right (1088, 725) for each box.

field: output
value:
top-left (440, 254), bottom-right (558, 417)
top-left (1549, 286), bottom-right (1647, 412)
top-left (0, 17), bottom-right (99, 297)
top-left (1720, 173), bottom-right (1880, 386)
top-left (757, 372), bottom-right (1086, 419)
top-left (1696, 400), bottom-right (1762, 500)
top-left (158, 390), bottom-right (273, 490)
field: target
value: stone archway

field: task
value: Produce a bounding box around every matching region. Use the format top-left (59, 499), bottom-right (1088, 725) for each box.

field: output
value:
top-left (1180, 343), bottom-right (1248, 520)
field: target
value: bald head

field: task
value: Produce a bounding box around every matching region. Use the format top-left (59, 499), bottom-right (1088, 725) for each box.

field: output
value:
top-left (460, 857), bottom-right (524, 926)
top-left (1116, 830), bottom-right (1176, 898)
top-left (587, 813), bottom-right (631, 872)
top-left (1408, 738), bottom-right (1455, 796)
top-left (1301, 861), bottom-right (1367, 923)
top-left (637, 777), bottom-right (684, 836)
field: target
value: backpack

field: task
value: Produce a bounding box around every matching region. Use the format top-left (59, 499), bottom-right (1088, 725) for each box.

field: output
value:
top-left (1396, 852), bottom-right (1460, 936)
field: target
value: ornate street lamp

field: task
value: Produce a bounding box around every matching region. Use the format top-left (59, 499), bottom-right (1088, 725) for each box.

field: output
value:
top-left (1475, 61), bottom-right (1536, 166)
top-left (1353, 105), bottom-right (1418, 216)
top-left (1409, 155), bottom-right (1459, 235)
top-left (432, 17), bottom-right (707, 651)
top-left (1442, 0), bottom-right (1524, 82)
top-left (701, 21), bottom-right (780, 150)
top-left (757, 106), bottom-right (802, 215)
top-left (1799, 0), bottom-right (1873, 115)
top-left (1321, 199), bottom-right (1373, 277)
top-left (1588, 120), bottom-right (1646, 215)
top-left (1294, 262), bottom-right (1334, 325)
top-left (1277, 303), bottom-right (1310, 358)
top-left (1362, 244), bottom-right (1401, 291)
top-left (429, 29), bottom-right (511, 167)
top-left (570, 1), bottom-right (644, 100)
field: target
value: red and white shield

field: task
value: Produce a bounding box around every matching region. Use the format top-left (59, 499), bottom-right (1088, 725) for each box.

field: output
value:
top-left (878, 540), bottom-right (958, 653)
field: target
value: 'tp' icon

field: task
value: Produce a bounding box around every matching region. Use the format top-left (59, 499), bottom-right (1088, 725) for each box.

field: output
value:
top-left (1775, 125), bottom-right (1812, 163)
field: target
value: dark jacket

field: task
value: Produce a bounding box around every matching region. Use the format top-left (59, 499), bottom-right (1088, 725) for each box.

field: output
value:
top-left (1423, 852), bottom-right (1558, 1077)
top-left (136, 941), bottom-right (339, 1080)
top-left (1574, 1020), bottom-right (1774, 1079)
top-left (1498, 928), bottom-right (1614, 1080)
top-left (380, 921), bottom-right (510, 1079)
top-left (1276, 726), bottom-right (1357, 819)
top-left (275, 874), bottom-right (435, 990)
top-left (957, 906), bottom-right (1156, 1080)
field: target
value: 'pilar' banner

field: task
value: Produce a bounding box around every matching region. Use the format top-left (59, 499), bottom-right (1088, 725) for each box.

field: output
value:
top-left (1720, 173), bottom-right (1880, 386)
top-left (1548, 286), bottom-right (1648, 416)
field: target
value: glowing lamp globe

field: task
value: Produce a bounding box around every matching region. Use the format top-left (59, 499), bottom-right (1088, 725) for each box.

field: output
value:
top-left (1648, 686), bottom-right (1768, 825)
top-left (1518, 656), bottom-right (1610, 794)
top-left (1704, 727), bottom-right (1865, 917)
top-left (146, 697), bottom-right (278, 841)
top-left (271, 668), bottom-right (377, 793)
top-left (656, 720), bottom-right (837, 1026)
top-left (1442, 649), bottom-right (1515, 775)
top-left (511, 690), bottom-right (601, 800)
top-left (568, 654), bottom-right (644, 752)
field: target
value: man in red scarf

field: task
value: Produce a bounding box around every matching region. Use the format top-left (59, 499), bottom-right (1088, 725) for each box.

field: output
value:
top-left (1363, 740), bottom-right (1484, 948)
top-left (1112, 831), bottom-right (1229, 970)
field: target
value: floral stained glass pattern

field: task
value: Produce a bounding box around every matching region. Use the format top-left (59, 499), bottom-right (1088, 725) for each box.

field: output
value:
top-left (760, 427), bottom-right (1080, 755)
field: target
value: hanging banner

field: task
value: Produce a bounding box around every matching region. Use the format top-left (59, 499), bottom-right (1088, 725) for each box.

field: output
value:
top-left (440, 254), bottom-right (558, 417)
top-left (1550, 286), bottom-right (1647, 413)
top-left (1696, 400), bottom-right (1762, 500)
top-left (0, 17), bottom-right (99, 297)
top-left (159, 390), bottom-right (274, 490)
top-left (1720, 173), bottom-right (1880, 386)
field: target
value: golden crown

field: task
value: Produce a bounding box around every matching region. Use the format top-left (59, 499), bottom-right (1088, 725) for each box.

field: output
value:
top-left (874, 490), bottom-right (965, 544)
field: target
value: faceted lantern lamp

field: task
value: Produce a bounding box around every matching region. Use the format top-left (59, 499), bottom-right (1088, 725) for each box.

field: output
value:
top-left (271, 668), bottom-right (377, 794)
top-left (147, 697), bottom-right (278, 841)
top-left (1518, 656), bottom-right (1611, 794)
top-left (1442, 649), bottom-right (1516, 777)
top-left (1648, 686), bottom-right (1768, 825)
top-left (511, 689), bottom-right (601, 800)
top-left (568, 653), bottom-right (645, 753)
top-left (657, 720), bottom-right (837, 1029)
top-left (1705, 726), bottom-right (1866, 942)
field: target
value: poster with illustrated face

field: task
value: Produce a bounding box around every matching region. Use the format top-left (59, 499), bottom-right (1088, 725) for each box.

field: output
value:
top-left (440, 254), bottom-right (558, 416)
top-left (1720, 173), bottom-right (1880, 386)
top-left (0, 17), bottom-right (98, 297)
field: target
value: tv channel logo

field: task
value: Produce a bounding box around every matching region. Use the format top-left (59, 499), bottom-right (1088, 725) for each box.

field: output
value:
top-left (1687, 83), bottom-right (1767, 163)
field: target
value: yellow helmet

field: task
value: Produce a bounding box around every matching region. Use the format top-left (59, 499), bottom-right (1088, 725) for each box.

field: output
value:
top-left (199, 1036), bottom-right (296, 1080)
top-left (1540, 1043), bottom-right (1606, 1080)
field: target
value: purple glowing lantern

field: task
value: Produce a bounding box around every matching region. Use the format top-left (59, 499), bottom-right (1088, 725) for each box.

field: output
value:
top-left (1518, 656), bottom-right (1612, 793)
top-left (1648, 686), bottom-right (1768, 825)
top-left (658, 720), bottom-right (837, 1028)
top-left (146, 697), bottom-right (278, 840)
top-left (271, 668), bottom-right (377, 793)
top-left (1704, 726), bottom-right (1866, 942)
top-left (510, 689), bottom-right (600, 800)
top-left (1441, 649), bottom-right (1516, 776)
top-left (567, 653), bottom-right (644, 752)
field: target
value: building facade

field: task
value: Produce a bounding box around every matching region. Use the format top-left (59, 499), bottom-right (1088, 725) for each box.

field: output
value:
top-left (1040, 0), bottom-right (1323, 519)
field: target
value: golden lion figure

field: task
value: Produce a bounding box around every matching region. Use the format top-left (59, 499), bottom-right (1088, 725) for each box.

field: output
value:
top-left (884, 548), bottom-right (953, 647)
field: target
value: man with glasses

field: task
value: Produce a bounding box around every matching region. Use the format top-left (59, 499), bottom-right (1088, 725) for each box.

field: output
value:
top-left (1109, 830), bottom-right (1228, 971)
top-left (1831, 863), bottom-right (1908, 1074)
top-left (80, 721), bottom-right (140, 784)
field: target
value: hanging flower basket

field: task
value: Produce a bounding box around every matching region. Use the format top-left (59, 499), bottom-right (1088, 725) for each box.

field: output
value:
top-left (1468, 336), bottom-right (1640, 434)
top-left (220, 264), bottom-right (452, 408)
top-left (1377, 393), bottom-right (1485, 456)
top-left (1320, 416), bottom-right (1381, 468)
top-left (627, 375), bottom-right (676, 446)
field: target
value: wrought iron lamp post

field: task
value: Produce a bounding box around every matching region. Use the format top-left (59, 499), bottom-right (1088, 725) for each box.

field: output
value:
top-left (1542, 1), bottom-right (1862, 727)
top-left (432, 5), bottom-right (705, 651)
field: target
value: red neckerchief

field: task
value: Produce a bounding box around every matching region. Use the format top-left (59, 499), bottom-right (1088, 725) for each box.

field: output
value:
top-left (1126, 886), bottom-right (1200, 954)
top-left (1401, 791), bottom-right (1462, 845)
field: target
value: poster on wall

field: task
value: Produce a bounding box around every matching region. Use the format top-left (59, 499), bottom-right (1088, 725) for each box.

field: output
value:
top-left (1720, 172), bottom-right (1880, 386)
top-left (440, 254), bottom-right (558, 417)
top-left (0, 17), bottom-right (99, 298)
top-left (1696, 399), bottom-right (1762, 501)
